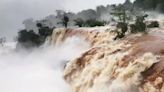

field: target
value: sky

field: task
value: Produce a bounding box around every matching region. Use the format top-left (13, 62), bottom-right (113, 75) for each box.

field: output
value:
top-left (0, 0), bottom-right (134, 41)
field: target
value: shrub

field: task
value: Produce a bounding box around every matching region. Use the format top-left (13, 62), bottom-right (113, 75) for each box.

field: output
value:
top-left (130, 24), bottom-right (138, 33)
top-left (147, 21), bottom-right (159, 28)
top-left (117, 22), bottom-right (128, 34)
top-left (74, 19), bottom-right (105, 27)
top-left (130, 15), bottom-right (148, 33)
top-left (17, 30), bottom-right (43, 48)
top-left (74, 18), bottom-right (84, 27)
top-left (114, 22), bottom-right (128, 40)
top-left (36, 23), bottom-right (53, 37)
top-left (85, 20), bottom-right (105, 27)
top-left (114, 14), bottom-right (148, 40)
top-left (17, 23), bottom-right (53, 49)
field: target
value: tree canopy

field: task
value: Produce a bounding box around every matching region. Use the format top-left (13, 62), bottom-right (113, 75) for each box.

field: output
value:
top-left (134, 0), bottom-right (164, 13)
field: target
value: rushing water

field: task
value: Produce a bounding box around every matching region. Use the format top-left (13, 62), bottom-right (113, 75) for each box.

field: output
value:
top-left (0, 37), bottom-right (90, 92)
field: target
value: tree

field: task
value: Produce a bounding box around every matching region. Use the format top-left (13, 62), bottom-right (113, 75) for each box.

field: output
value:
top-left (111, 5), bottom-right (129, 40)
top-left (17, 22), bottom-right (53, 49)
top-left (111, 5), bottom-right (128, 22)
top-left (135, 14), bottom-right (148, 32)
top-left (134, 0), bottom-right (164, 13)
top-left (85, 19), bottom-right (105, 27)
top-left (37, 23), bottom-right (53, 37)
top-left (17, 29), bottom-right (41, 48)
top-left (74, 18), bottom-right (84, 27)
top-left (76, 9), bottom-right (97, 21)
top-left (62, 14), bottom-right (69, 28)
top-left (114, 22), bottom-right (128, 40)
top-left (0, 37), bottom-right (6, 46)
top-left (130, 14), bottom-right (148, 33)
top-left (74, 18), bottom-right (105, 27)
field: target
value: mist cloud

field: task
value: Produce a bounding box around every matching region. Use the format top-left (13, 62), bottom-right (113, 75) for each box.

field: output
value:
top-left (0, 36), bottom-right (90, 92)
top-left (0, 0), bottom-right (133, 41)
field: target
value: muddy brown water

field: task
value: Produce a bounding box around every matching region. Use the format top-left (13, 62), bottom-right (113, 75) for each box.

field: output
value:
top-left (126, 29), bottom-right (164, 85)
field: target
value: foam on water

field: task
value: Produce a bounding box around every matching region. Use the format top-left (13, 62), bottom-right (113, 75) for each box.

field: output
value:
top-left (0, 37), bottom-right (90, 92)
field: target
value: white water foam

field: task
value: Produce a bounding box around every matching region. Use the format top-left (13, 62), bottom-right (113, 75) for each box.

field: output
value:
top-left (0, 36), bottom-right (90, 92)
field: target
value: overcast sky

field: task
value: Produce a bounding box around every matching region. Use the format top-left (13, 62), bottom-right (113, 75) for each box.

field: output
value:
top-left (0, 0), bottom-right (134, 41)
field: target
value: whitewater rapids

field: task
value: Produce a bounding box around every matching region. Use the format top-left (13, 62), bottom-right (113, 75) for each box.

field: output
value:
top-left (51, 26), bottom-right (164, 92)
top-left (1, 25), bottom-right (164, 92)
top-left (0, 37), bottom-right (90, 92)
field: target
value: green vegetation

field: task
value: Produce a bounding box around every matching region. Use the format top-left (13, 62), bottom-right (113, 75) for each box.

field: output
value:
top-left (134, 0), bottom-right (164, 13)
top-left (17, 0), bottom-right (163, 46)
top-left (147, 21), bottom-right (159, 28)
top-left (37, 23), bottom-right (53, 38)
top-left (130, 14), bottom-right (148, 33)
top-left (74, 19), bottom-right (105, 27)
top-left (18, 30), bottom-right (43, 48)
top-left (112, 6), bottom-right (149, 40)
top-left (111, 5), bottom-right (129, 40)
top-left (114, 22), bottom-right (128, 40)
top-left (62, 15), bottom-right (69, 28)
top-left (17, 23), bottom-right (53, 49)
top-left (74, 18), bottom-right (84, 27)
top-left (111, 5), bottom-right (128, 23)
top-left (85, 20), bottom-right (105, 27)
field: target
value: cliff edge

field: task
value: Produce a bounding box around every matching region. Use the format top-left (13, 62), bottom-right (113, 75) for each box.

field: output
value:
top-left (52, 26), bottom-right (164, 92)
